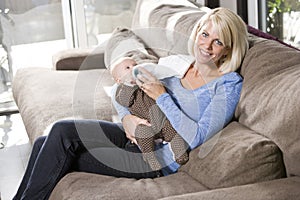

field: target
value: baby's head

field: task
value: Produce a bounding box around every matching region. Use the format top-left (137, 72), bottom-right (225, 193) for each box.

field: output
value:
top-left (110, 57), bottom-right (137, 85)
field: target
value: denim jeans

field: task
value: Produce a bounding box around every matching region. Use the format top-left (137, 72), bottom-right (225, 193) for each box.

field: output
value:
top-left (13, 119), bottom-right (161, 200)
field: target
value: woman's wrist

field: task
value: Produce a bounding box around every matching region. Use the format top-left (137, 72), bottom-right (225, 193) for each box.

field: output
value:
top-left (121, 114), bottom-right (131, 123)
top-left (156, 92), bottom-right (169, 103)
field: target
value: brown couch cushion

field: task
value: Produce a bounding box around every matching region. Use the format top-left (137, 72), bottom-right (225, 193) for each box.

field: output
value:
top-left (104, 26), bottom-right (158, 69)
top-left (160, 177), bottom-right (300, 200)
top-left (179, 122), bottom-right (286, 189)
top-left (235, 36), bottom-right (300, 177)
top-left (49, 172), bottom-right (207, 200)
top-left (131, 0), bottom-right (208, 57)
top-left (52, 48), bottom-right (106, 70)
top-left (12, 68), bottom-right (115, 143)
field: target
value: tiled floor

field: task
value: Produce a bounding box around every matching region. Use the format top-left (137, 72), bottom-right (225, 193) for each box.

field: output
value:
top-left (0, 113), bottom-right (31, 200)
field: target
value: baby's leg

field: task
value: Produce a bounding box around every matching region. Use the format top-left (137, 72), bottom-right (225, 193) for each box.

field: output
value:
top-left (148, 104), bottom-right (167, 133)
top-left (148, 105), bottom-right (189, 165)
top-left (162, 120), bottom-right (189, 165)
top-left (135, 124), bottom-right (162, 171)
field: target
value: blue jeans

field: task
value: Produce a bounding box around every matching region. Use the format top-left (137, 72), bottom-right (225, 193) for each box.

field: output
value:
top-left (13, 119), bottom-right (161, 200)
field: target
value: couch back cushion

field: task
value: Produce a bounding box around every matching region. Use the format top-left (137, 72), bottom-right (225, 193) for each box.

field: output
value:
top-left (131, 0), bottom-right (208, 57)
top-left (179, 122), bottom-right (286, 189)
top-left (104, 26), bottom-right (158, 69)
top-left (236, 36), bottom-right (300, 177)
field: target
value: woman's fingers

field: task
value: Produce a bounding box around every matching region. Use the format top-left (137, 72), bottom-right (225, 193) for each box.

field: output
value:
top-left (126, 134), bottom-right (138, 145)
top-left (136, 78), bottom-right (144, 88)
top-left (135, 67), bottom-right (167, 99)
top-left (137, 118), bottom-right (152, 127)
top-left (136, 68), bottom-right (160, 90)
top-left (131, 138), bottom-right (138, 145)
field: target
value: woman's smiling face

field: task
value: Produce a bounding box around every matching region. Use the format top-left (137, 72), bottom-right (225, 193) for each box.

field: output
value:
top-left (194, 21), bottom-right (230, 67)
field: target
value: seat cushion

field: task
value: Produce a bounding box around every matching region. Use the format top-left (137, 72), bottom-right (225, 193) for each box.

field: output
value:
top-left (160, 177), bottom-right (300, 200)
top-left (12, 68), bottom-right (115, 143)
top-left (49, 171), bottom-right (207, 200)
top-left (179, 122), bottom-right (286, 189)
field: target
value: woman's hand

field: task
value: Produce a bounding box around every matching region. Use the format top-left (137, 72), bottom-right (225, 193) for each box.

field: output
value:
top-left (122, 114), bottom-right (151, 145)
top-left (136, 68), bottom-right (167, 100)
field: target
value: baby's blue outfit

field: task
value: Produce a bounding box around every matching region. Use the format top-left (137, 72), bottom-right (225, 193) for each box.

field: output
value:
top-left (112, 65), bottom-right (243, 176)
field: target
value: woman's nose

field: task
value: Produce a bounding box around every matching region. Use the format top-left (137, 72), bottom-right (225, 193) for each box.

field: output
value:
top-left (204, 40), bottom-right (213, 50)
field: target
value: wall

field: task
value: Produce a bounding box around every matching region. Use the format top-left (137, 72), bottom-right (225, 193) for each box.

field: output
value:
top-left (219, 0), bottom-right (237, 12)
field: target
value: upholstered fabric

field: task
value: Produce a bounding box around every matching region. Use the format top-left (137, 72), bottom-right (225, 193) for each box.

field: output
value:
top-left (12, 68), bottom-right (115, 143)
top-left (104, 26), bottom-right (158, 69)
top-left (52, 48), bottom-right (106, 71)
top-left (235, 36), bottom-right (300, 177)
top-left (49, 172), bottom-right (207, 200)
top-left (160, 177), bottom-right (300, 200)
top-left (131, 0), bottom-right (200, 28)
top-left (131, 0), bottom-right (208, 57)
top-left (179, 122), bottom-right (286, 189)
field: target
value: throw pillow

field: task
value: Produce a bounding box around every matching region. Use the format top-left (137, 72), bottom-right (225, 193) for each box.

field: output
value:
top-left (179, 122), bottom-right (286, 189)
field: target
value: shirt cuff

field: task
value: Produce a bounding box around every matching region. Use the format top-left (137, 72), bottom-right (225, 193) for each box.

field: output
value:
top-left (156, 93), bottom-right (170, 105)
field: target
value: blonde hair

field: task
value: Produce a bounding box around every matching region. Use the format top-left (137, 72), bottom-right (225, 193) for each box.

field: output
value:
top-left (188, 7), bottom-right (249, 74)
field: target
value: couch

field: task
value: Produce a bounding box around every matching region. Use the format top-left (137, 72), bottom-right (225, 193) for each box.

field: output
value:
top-left (12, 0), bottom-right (300, 199)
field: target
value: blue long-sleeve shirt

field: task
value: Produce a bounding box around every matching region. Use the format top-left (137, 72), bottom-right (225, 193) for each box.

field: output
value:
top-left (111, 72), bottom-right (243, 175)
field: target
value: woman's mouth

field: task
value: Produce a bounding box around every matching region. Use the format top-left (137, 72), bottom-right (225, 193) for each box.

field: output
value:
top-left (200, 49), bottom-right (211, 57)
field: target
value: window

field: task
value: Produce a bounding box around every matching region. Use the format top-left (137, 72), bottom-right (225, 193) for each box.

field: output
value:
top-left (239, 0), bottom-right (300, 48)
top-left (261, 0), bottom-right (300, 48)
top-left (0, 0), bottom-right (67, 113)
top-left (69, 0), bottom-right (137, 48)
top-left (0, 0), bottom-right (138, 113)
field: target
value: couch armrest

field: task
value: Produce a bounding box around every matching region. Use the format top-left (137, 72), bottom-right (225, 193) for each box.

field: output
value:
top-left (159, 177), bottom-right (300, 200)
top-left (52, 48), bottom-right (106, 70)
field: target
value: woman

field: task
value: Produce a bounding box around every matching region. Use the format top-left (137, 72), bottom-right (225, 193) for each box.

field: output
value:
top-left (13, 7), bottom-right (248, 200)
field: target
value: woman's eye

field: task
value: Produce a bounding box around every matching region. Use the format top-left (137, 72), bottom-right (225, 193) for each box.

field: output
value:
top-left (201, 32), bottom-right (208, 37)
top-left (215, 40), bottom-right (223, 46)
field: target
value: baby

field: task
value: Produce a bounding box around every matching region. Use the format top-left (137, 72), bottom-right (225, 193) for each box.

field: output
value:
top-left (110, 54), bottom-right (194, 170)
